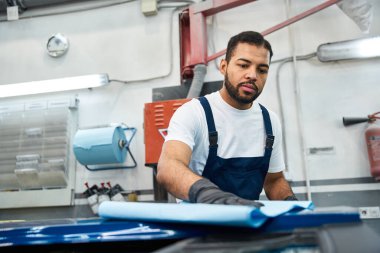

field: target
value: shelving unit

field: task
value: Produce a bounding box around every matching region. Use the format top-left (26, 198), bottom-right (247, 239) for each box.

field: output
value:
top-left (0, 98), bottom-right (78, 208)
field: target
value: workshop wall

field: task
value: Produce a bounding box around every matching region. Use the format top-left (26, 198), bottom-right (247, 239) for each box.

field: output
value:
top-left (0, 0), bottom-right (379, 220)
top-left (0, 1), bottom-right (182, 206)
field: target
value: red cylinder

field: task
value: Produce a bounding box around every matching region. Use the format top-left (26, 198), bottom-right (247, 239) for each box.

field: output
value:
top-left (365, 123), bottom-right (380, 181)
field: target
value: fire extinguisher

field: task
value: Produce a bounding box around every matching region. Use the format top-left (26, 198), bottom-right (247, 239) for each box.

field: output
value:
top-left (343, 112), bottom-right (380, 181)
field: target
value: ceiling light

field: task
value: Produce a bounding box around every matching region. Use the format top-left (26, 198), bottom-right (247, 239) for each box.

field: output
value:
top-left (317, 36), bottom-right (380, 62)
top-left (0, 74), bottom-right (109, 98)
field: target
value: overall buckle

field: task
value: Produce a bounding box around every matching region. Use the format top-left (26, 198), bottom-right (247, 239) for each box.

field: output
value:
top-left (209, 131), bottom-right (218, 147)
top-left (266, 135), bottom-right (275, 149)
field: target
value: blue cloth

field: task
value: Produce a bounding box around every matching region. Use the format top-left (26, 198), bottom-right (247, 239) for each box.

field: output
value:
top-left (198, 97), bottom-right (274, 200)
top-left (98, 201), bottom-right (314, 228)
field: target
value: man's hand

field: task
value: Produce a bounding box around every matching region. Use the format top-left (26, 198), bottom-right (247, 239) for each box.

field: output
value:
top-left (189, 178), bottom-right (264, 208)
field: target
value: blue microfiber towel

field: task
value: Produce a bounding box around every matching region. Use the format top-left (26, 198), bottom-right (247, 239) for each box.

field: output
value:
top-left (98, 201), bottom-right (314, 228)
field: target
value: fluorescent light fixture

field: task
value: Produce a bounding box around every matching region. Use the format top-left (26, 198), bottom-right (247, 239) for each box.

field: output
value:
top-left (0, 74), bottom-right (109, 98)
top-left (317, 36), bottom-right (380, 62)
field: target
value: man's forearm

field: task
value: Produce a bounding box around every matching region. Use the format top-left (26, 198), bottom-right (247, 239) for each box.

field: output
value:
top-left (157, 158), bottom-right (202, 200)
top-left (157, 140), bottom-right (202, 200)
top-left (264, 172), bottom-right (295, 200)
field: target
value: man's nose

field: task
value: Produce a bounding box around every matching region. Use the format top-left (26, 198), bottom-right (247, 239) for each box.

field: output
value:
top-left (245, 68), bottom-right (257, 80)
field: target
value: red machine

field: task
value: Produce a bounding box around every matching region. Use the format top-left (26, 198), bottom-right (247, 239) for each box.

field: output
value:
top-left (144, 99), bottom-right (190, 168)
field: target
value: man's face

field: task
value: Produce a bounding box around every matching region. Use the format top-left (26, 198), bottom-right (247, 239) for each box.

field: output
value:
top-left (219, 43), bottom-right (270, 109)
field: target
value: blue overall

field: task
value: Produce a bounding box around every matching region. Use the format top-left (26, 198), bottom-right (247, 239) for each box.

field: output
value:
top-left (198, 96), bottom-right (275, 200)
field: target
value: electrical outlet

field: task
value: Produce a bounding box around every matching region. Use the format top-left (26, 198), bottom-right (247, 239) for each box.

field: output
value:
top-left (359, 206), bottom-right (380, 219)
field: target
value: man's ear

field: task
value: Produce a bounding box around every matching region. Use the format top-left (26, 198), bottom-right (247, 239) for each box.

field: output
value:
top-left (219, 59), bottom-right (227, 75)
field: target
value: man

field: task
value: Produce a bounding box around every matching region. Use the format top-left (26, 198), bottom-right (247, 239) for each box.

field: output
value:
top-left (157, 31), bottom-right (297, 206)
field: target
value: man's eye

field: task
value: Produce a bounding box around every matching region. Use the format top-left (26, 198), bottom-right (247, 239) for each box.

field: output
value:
top-left (239, 64), bottom-right (249, 69)
top-left (259, 68), bottom-right (268, 74)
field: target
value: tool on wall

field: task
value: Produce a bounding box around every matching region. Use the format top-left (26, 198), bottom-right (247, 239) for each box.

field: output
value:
top-left (98, 182), bottom-right (111, 204)
top-left (73, 124), bottom-right (137, 171)
top-left (107, 182), bottom-right (126, 202)
top-left (343, 111), bottom-right (380, 181)
top-left (84, 182), bottom-right (100, 215)
top-left (83, 181), bottom-right (130, 215)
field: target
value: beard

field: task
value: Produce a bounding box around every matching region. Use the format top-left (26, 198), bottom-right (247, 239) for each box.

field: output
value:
top-left (224, 73), bottom-right (261, 104)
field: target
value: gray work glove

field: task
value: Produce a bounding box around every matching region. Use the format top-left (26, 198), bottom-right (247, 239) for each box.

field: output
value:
top-left (188, 178), bottom-right (264, 208)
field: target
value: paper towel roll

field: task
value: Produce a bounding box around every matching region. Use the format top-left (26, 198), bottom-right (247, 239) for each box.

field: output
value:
top-left (73, 126), bottom-right (127, 165)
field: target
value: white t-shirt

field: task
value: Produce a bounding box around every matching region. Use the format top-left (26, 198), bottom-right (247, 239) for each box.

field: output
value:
top-left (165, 91), bottom-right (285, 176)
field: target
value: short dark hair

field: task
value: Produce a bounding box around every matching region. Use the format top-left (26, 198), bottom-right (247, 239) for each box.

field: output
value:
top-left (225, 31), bottom-right (273, 63)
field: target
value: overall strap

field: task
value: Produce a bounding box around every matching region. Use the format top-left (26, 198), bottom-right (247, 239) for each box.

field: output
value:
top-left (198, 97), bottom-right (218, 148)
top-left (259, 104), bottom-right (275, 151)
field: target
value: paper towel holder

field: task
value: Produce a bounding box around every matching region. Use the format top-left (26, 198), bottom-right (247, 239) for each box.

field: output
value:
top-left (84, 126), bottom-right (137, 171)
